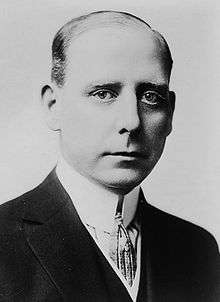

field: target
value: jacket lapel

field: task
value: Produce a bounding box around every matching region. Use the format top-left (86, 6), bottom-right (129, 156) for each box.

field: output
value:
top-left (22, 171), bottom-right (133, 301)
top-left (137, 191), bottom-right (177, 302)
top-left (136, 191), bottom-right (153, 302)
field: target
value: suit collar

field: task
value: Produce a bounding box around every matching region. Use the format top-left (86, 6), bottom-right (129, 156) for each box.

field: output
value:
top-left (22, 169), bottom-right (70, 224)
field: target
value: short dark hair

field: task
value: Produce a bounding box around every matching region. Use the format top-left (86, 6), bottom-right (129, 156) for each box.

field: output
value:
top-left (51, 10), bottom-right (173, 87)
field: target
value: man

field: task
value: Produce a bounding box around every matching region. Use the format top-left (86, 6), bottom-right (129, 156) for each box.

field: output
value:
top-left (0, 10), bottom-right (219, 302)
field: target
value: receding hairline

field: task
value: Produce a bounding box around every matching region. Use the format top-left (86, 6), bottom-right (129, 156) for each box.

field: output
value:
top-left (51, 10), bottom-right (173, 86)
top-left (56, 10), bottom-right (167, 49)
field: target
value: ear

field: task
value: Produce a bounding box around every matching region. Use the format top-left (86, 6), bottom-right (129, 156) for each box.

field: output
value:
top-left (41, 84), bottom-right (61, 131)
top-left (169, 91), bottom-right (176, 115)
top-left (167, 90), bottom-right (176, 136)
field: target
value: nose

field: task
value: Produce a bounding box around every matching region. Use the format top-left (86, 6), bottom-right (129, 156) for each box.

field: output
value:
top-left (117, 89), bottom-right (141, 134)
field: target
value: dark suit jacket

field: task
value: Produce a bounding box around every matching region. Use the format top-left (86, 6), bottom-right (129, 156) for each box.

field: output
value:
top-left (0, 170), bottom-right (219, 302)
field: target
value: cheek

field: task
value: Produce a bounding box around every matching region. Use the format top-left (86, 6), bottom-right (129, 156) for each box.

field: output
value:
top-left (142, 111), bottom-right (172, 138)
top-left (141, 112), bottom-right (171, 166)
top-left (60, 101), bottom-right (112, 148)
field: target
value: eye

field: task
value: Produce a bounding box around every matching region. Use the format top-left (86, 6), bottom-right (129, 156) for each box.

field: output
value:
top-left (91, 90), bottom-right (117, 102)
top-left (141, 91), bottom-right (165, 106)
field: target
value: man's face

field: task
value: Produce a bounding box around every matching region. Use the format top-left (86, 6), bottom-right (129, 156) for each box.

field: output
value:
top-left (56, 26), bottom-right (174, 193)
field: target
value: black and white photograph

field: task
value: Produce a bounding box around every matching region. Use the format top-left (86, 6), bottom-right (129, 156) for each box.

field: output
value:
top-left (0, 1), bottom-right (219, 301)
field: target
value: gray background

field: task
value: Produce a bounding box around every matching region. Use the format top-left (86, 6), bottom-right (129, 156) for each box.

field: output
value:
top-left (0, 0), bottom-right (219, 245)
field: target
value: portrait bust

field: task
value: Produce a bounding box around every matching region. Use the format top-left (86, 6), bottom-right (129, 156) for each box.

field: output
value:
top-left (0, 8), bottom-right (219, 302)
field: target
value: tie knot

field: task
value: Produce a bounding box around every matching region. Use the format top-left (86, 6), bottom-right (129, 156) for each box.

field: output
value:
top-left (114, 195), bottom-right (124, 223)
top-left (115, 212), bottom-right (123, 225)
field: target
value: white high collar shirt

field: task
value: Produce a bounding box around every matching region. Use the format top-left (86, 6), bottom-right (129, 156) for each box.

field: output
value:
top-left (56, 157), bottom-right (141, 301)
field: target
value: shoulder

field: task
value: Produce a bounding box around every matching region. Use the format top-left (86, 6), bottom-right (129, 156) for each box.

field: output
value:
top-left (0, 170), bottom-right (58, 231)
top-left (0, 175), bottom-right (57, 298)
top-left (148, 202), bottom-right (219, 251)
top-left (0, 169), bottom-right (71, 234)
top-left (145, 203), bottom-right (220, 299)
top-left (0, 183), bottom-right (42, 234)
top-left (144, 202), bottom-right (220, 282)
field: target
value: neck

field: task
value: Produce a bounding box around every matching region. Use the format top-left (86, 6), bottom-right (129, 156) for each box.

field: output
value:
top-left (56, 156), bottom-right (140, 230)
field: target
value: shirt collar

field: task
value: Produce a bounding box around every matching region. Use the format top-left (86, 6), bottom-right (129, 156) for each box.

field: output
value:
top-left (56, 157), bottom-right (140, 232)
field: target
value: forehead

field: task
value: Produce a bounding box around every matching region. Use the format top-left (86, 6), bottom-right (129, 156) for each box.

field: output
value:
top-left (65, 25), bottom-right (168, 85)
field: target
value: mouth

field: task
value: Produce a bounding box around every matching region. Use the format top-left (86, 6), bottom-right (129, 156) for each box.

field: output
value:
top-left (105, 151), bottom-right (147, 159)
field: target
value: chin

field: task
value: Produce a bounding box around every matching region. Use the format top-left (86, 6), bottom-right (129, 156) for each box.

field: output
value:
top-left (94, 168), bottom-right (149, 194)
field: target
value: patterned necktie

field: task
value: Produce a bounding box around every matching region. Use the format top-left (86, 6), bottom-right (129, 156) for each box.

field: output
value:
top-left (109, 196), bottom-right (137, 286)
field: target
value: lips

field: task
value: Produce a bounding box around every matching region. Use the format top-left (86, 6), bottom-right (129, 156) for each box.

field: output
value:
top-left (105, 151), bottom-right (147, 159)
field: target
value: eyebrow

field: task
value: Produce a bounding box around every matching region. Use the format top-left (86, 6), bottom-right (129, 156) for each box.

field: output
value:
top-left (84, 82), bottom-right (123, 93)
top-left (136, 82), bottom-right (169, 95)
